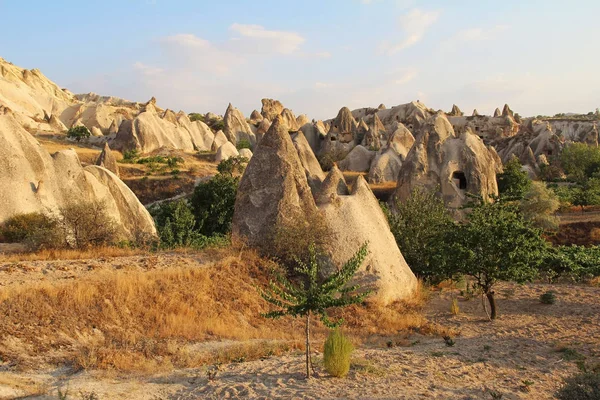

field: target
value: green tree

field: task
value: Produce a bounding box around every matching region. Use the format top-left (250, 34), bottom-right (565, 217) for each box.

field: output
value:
top-left (150, 199), bottom-right (202, 248)
top-left (560, 143), bottom-right (600, 183)
top-left (66, 126), bottom-right (91, 141)
top-left (386, 189), bottom-right (454, 283)
top-left (261, 243), bottom-right (370, 378)
top-left (497, 157), bottom-right (532, 200)
top-left (216, 156), bottom-right (249, 177)
top-left (442, 201), bottom-right (547, 320)
top-left (519, 181), bottom-right (560, 231)
top-left (571, 178), bottom-right (600, 212)
top-left (191, 174), bottom-right (239, 236)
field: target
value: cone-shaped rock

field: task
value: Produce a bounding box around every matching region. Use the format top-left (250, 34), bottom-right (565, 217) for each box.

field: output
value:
top-left (502, 104), bottom-right (514, 118)
top-left (232, 116), bottom-right (318, 250)
top-left (472, 109), bottom-right (479, 117)
top-left (96, 142), bottom-right (120, 177)
top-left (223, 103), bottom-right (256, 146)
top-left (493, 108), bottom-right (502, 117)
top-left (260, 98), bottom-right (284, 121)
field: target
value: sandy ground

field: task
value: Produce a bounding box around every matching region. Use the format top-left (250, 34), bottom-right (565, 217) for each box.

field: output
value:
top-left (0, 274), bottom-right (596, 400)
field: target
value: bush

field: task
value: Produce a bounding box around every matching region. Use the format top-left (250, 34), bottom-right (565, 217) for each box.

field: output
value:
top-left (0, 212), bottom-right (63, 250)
top-left (323, 329), bottom-right (354, 378)
top-left (122, 149), bottom-right (140, 163)
top-left (150, 199), bottom-right (201, 248)
top-left (497, 157), bottom-right (532, 200)
top-left (188, 113), bottom-right (205, 122)
top-left (191, 174), bottom-right (239, 236)
top-left (66, 126), bottom-right (91, 141)
top-left (58, 201), bottom-right (118, 249)
top-left (556, 372), bottom-right (600, 400)
top-left (236, 139), bottom-right (252, 151)
top-left (217, 156), bottom-right (249, 177)
top-left (540, 291), bottom-right (556, 304)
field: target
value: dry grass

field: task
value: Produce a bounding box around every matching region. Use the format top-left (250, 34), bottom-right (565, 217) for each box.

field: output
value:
top-left (0, 249), bottom-right (431, 374)
top-left (0, 246), bottom-right (144, 262)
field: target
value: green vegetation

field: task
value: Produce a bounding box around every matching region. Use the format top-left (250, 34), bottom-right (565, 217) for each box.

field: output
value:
top-left (519, 181), bottom-right (560, 231)
top-left (542, 245), bottom-right (600, 282)
top-left (497, 157), bottom-right (532, 200)
top-left (120, 150), bottom-right (184, 175)
top-left (0, 212), bottom-right (61, 250)
top-left (260, 243), bottom-right (370, 378)
top-left (216, 155), bottom-right (249, 177)
top-left (440, 201), bottom-right (547, 319)
top-left (188, 113), bottom-right (205, 122)
top-left (556, 372), bottom-right (600, 400)
top-left (385, 189), bottom-right (454, 283)
top-left (540, 291), bottom-right (556, 304)
top-left (66, 126), bottom-right (91, 141)
top-left (323, 329), bottom-right (354, 378)
top-left (561, 143), bottom-right (600, 183)
top-left (236, 139), bottom-right (252, 151)
top-left (150, 157), bottom-right (243, 248)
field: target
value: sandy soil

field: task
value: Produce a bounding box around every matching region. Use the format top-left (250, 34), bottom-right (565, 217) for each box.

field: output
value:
top-left (1, 273), bottom-right (597, 400)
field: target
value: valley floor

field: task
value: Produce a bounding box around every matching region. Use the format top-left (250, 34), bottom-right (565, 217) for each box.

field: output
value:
top-left (0, 254), bottom-right (598, 400)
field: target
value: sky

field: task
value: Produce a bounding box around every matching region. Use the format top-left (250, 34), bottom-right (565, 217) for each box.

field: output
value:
top-left (1, 0), bottom-right (599, 120)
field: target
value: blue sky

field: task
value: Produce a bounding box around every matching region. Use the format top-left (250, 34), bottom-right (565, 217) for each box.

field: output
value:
top-left (1, 0), bottom-right (599, 119)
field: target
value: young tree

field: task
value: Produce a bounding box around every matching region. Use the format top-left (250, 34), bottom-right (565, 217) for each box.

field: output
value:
top-left (260, 243), bottom-right (370, 378)
top-left (66, 126), bottom-right (91, 141)
top-left (519, 181), bottom-right (560, 231)
top-left (443, 201), bottom-right (547, 320)
top-left (497, 156), bottom-right (532, 200)
top-left (150, 199), bottom-right (201, 248)
top-left (216, 156), bottom-right (249, 177)
top-left (385, 188), bottom-right (454, 283)
top-left (191, 174), bottom-right (239, 236)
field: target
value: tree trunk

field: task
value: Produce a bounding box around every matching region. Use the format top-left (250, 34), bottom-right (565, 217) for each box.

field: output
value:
top-left (486, 291), bottom-right (497, 320)
top-left (305, 312), bottom-right (311, 379)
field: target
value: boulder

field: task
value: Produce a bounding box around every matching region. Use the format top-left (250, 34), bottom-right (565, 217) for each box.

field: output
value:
top-left (91, 126), bottom-right (103, 137)
top-left (238, 148), bottom-right (253, 160)
top-left (215, 141), bottom-right (240, 163)
top-left (387, 122), bottom-right (415, 158)
top-left (338, 145), bottom-right (376, 172)
top-left (96, 142), bottom-right (120, 177)
top-left (493, 108), bottom-right (502, 117)
top-left (223, 103), bottom-right (256, 146)
top-left (211, 130), bottom-right (228, 151)
top-left (261, 98), bottom-right (285, 121)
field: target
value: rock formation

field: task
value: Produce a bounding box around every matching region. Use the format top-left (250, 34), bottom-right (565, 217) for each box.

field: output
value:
top-left (232, 115), bottom-right (417, 304)
top-left (238, 148), bottom-right (253, 160)
top-left (329, 107), bottom-right (357, 143)
top-left (249, 110), bottom-right (263, 123)
top-left (449, 104), bottom-right (464, 117)
top-left (291, 131), bottom-right (325, 191)
top-left (0, 107), bottom-right (155, 240)
top-left (223, 103), bottom-right (256, 146)
top-left (394, 113), bottom-right (502, 209)
top-left (493, 108), bottom-right (502, 117)
top-left (215, 142), bottom-right (240, 163)
top-left (339, 145), bottom-right (375, 172)
top-left (260, 98), bottom-right (285, 121)
top-left (211, 130), bottom-right (229, 152)
top-left (368, 123), bottom-right (415, 183)
top-left (96, 143), bottom-right (120, 177)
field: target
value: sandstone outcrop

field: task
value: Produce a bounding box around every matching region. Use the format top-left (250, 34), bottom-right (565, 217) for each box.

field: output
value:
top-left (223, 103), bottom-right (256, 146)
top-left (215, 141), bottom-right (240, 163)
top-left (394, 113), bottom-right (502, 208)
top-left (96, 143), bottom-right (120, 177)
top-left (0, 108), bottom-right (155, 240)
top-left (232, 116), bottom-right (418, 304)
top-left (260, 98), bottom-right (285, 121)
top-left (291, 131), bottom-right (325, 191)
top-left (338, 145), bottom-right (375, 172)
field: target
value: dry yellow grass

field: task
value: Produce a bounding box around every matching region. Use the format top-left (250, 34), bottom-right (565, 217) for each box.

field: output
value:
top-left (0, 249), bottom-right (430, 373)
top-left (0, 246), bottom-right (144, 262)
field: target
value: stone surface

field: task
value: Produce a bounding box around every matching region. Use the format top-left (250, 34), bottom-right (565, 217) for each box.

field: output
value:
top-left (223, 103), bottom-right (256, 146)
top-left (215, 141), bottom-right (240, 163)
top-left (96, 142), bottom-right (120, 177)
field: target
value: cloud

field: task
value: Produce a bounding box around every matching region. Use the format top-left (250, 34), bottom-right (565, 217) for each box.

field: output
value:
top-left (229, 23), bottom-right (305, 55)
top-left (394, 69), bottom-right (418, 85)
top-left (380, 8), bottom-right (440, 55)
top-left (440, 25), bottom-right (510, 50)
top-left (133, 62), bottom-right (163, 76)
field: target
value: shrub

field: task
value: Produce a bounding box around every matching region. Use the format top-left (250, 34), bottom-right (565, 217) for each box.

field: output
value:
top-left (556, 372), bottom-right (600, 400)
top-left (191, 174), bottom-right (239, 236)
top-left (236, 139), bottom-right (252, 151)
top-left (150, 199), bottom-right (202, 248)
top-left (540, 291), bottom-right (556, 304)
top-left (0, 212), bottom-right (63, 250)
top-left (217, 156), bottom-right (249, 177)
top-left (122, 149), bottom-right (140, 163)
top-left (66, 126), bottom-right (91, 141)
top-left (188, 113), bottom-right (205, 122)
top-left (323, 329), bottom-right (354, 378)
top-left (58, 201), bottom-right (118, 249)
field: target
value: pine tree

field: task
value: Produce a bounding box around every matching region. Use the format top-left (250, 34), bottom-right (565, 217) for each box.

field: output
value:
top-left (260, 243), bottom-right (370, 378)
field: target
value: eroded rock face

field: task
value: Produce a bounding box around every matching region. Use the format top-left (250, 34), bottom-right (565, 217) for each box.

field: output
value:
top-left (223, 103), bottom-right (256, 146)
top-left (232, 116), bottom-right (418, 304)
top-left (96, 143), bottom-right (119, 177)
top-left (260, 98), bottom-right (285, 121)
top-left (394, 113), bottom-right (502, 209)
top-left (318, 170), bottom-right (418, 304)
top-left (215, 141), bottom-right (240, 163)
top-left (367, 123), bottom-right (415, 183)
top-left (329, 107), bottom-right (357, 143)
top-left (111, 103), bottom-right (213, 153)
top-left (232, 116), bottom-right (318, 250)
top-left (291, 131), bottom-right (325, 191)
top-left (339, 145), bottom-right (375, 172)
top-left (0, 110), bottom-right (156, 240)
